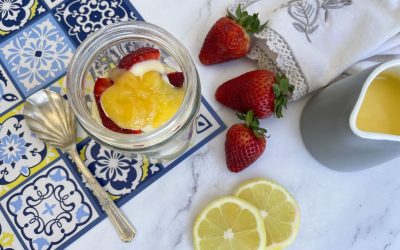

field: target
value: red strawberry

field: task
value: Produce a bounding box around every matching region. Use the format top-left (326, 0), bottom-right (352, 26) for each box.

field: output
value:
top-left (167, 72), bottom-right (184, 87)
top-left (94, 78), bottom-right (113, 102)
top-left (118, 47), bottom-right (160, 70)
top-left (93, 77), bottom-right (141, 134)
top-left (225, 111), bottom-right (267, 172)
top-left (215, 70), bottom-right (294, 119)
top-left (199, 5), bottom-right (267, 65)
top-left (96, 102), bottom-right (142, 134)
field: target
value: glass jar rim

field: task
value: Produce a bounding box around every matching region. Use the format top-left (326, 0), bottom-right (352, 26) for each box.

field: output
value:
top-left (66, 21), bottom-right (201, 152)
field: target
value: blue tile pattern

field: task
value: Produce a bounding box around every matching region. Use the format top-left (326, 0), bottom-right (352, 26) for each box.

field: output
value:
top-left (0, 66), bottom-right (22, 115)
top-left (1, 159), bottom-right (98, 250)
top-left (0, 217), bottom-right (25, 249)
top-left (0, 115), bottom-right (47, 185)
top-left (54, 0), bottom-right (141, 45)
top-left (42, 0), bottom-right (63, 9)
top-left (80, 139), bottom-right (150, 197)
top-left (0, 15), bottom-right (75, 97)
top-left (0, 0), bottom-right (47, 40)
top-left (0, 1), bottom-right (226, 249)
top-left (196, 114), bottom-right (213, 134)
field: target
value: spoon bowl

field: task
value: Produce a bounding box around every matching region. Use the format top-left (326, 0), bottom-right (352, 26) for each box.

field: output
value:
top-left (23, 89), bottom-right (76, 151)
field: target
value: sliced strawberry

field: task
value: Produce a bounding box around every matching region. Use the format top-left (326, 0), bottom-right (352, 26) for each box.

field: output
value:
top-left (96, 101), bottom-right (142, 134)
top-left (94, 78), bottom-right (113, 102)
top-left (93, 78), bottom-right (141, 134)
top-left (167, 72), bottom-right (184, 87)
top-left (118, 47), bottom-right (161, 70)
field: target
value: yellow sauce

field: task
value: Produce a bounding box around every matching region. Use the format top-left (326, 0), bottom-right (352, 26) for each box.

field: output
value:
top-left (356, 71), bottom-right (400, 135)
top-left (101, 70), bottom-right (185, 130)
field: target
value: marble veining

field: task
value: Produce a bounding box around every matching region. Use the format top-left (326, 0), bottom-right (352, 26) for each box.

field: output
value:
top-left (173, 147), bottom-right (207, 219)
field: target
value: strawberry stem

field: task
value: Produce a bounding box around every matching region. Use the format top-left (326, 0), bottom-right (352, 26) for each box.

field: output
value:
top-left (227, 5), bottom-right (268, 34)
top-left (237, 111), bottom-right (267, 138)
top-left (272, 74), bottom-right (294, 118)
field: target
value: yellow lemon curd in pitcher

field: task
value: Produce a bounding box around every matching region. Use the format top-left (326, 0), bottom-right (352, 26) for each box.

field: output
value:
top-left (101, 70), bottom-right (185, 130)
top-left (356, 71), bottom-right (400, 135)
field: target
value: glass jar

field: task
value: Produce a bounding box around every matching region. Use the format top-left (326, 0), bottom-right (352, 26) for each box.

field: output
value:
top-left (67, 21), bottom-right (201, 161)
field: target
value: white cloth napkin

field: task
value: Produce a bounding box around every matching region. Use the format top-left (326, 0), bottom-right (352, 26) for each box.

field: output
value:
top-left (229, 0), bottom-right (400, 100)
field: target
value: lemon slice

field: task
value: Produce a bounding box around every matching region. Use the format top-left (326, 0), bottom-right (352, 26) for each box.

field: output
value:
top-left (234, 179), bottom-right (300, 250)
top-left (193, 196), bottom-right (266, 250)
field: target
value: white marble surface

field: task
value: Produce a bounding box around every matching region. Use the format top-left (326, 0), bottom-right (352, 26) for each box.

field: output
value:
top-left (68, 0), bottom-right (400, 249)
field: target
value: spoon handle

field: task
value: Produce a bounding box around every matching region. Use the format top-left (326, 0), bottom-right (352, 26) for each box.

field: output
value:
top-left (68, 149), bottom-right (136, 242)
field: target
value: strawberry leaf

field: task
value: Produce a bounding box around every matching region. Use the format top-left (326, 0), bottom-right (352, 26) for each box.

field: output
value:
top-left (236, 112), bottom-right (246, 120)
top-left (227, 5), bottom-right (268, 34)
top-left (280, 78), bottom-right (289, 91)
top-left (273, 74), bottom-right (294, 118)
top-left (237, 110), bottom-right (267, 138)
top-left (272, 84), bottom-right (281, 97)
top-left (283, 97), bottom-right (288, 108)
top-left (236, 4), bottom-right (242, 17)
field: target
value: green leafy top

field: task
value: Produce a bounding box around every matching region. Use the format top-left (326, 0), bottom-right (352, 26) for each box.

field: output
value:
top-left (272, 74), bottom-right (295, 119)
top-left (237, 111), bottom-right (267, 138)
top-left (227, 5), bottom-right (268, 34)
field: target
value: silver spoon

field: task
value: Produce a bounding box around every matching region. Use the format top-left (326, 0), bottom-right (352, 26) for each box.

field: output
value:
top-left (23, 89), bottom-right (136, 242)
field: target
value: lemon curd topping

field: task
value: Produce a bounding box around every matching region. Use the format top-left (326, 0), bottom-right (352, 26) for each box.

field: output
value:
top-left (100, 69), bottom-right (185, 130)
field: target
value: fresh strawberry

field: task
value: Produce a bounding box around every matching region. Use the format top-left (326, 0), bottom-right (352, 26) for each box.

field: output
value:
top-left (199, 5), bottom-right (267, 65)
top-left (215, 70), bottom-right (294, 118)
top-left (225, 111), bottom-right (267, 172)
top-left (167, 72), bottom-right (184, 87)
top-left (94, 78), bottom-right (113, 102)
top-left (118, 47), bottom-right (160, 70)
top-left (96, 102), bottom-right (142, 134)
top-left (93, 77), bottom-right (141, 134)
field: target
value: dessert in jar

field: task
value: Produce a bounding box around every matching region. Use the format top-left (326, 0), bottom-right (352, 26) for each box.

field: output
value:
top-left (92, 47), bottom-right (185, 134)
top-left (67, 21), bottom-right (201, 160)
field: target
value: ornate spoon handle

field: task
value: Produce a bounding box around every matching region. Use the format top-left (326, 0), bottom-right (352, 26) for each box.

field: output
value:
top-left (68, 149), bottom-right (136, 242)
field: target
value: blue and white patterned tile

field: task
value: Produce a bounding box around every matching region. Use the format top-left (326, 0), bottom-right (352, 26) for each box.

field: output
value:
top-left (0, 0), bottom-right (47, 39)
top-left (0, 114), bottom-right (47, 186)
top-left (0, 215), bottom-right (25, 250)
top-left (78, 139), bottom-right (152, 197)
top-left (53, 0), bottom-right (143, 45)
top-left (0, 104), bottom-right (60, 197)
top-left (0, 65), bottom-right (22, 115)
top-left (0, 159), bottom-right (99, 250)
top-left (0, 15), bottom-right (75, 97)
top-left (196, 114), bottom-right (213, 135)
top-left (42, 0), bottom-right (63, 9)
top-left (192, 98), bottom-right (225, 145)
